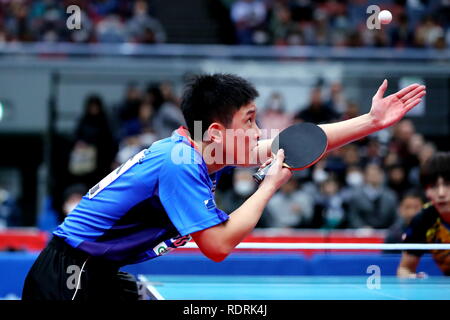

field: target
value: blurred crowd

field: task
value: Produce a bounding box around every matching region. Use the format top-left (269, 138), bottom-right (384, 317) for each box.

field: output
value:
top-left (227, 0), bottom-right (450, 49)
top-left (11, 79), bottom-right (432, 242)
top-left (0, 0), bottom-right (166, 44)
top-left (0, 0), bottom-right (448, 49)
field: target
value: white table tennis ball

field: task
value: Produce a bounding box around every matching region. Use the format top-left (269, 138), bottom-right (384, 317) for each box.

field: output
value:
top-left (378, 10), bottom-right (392, 25)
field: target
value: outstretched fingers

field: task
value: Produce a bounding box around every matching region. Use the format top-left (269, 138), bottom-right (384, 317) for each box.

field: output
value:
top-left (395, 83), bottom-right (423, 100)
top-left (399, 85), bottom-right (426, 102)
top-left (404, 97), bottom-right (423, 111)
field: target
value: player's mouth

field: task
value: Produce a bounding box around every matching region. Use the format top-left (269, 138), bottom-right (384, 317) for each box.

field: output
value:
top-left (435, 201), bottom-right (450, 210)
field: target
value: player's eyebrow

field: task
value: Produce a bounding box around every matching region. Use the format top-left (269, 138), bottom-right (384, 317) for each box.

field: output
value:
top-left (245, 109), bottom-right (256, 116)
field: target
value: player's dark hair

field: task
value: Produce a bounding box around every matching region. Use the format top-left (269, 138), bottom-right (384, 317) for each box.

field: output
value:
top-left (180, 73), bottom-right (259, 136)
top-left (420, 152), bottom-right (450, 187)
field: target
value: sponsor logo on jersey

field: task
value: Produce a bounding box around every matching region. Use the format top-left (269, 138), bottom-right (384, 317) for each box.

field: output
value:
top-left (204, 198), bottom-right (216, 210)
top-left (152, 235), bottom-right (192, 256)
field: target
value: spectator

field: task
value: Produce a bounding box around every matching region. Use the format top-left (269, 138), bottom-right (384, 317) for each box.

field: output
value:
top-left (0, 187), bottom-right (22, 228)
top-left (325, 82), bottom-right (347, 114)
top-left (116, 101), bottom-right (158, 164)
top-left (68, 10), bottom-right (95, 43)
top-left (360, 137), bottom-right (384, 168)
top-left (266, 178), bottom-right (314, 228)
top-left (230, 0), bottom-right (268, 44)
top-left (341, 144), bottom-right (361, 168)
top-left (347, 163), bottom-right (398, 229)
top-left (96, 14), bottom-right (126, 43)
top-left (5, 1), bottom-right (33, 42)
top-left (216, 168), bottom-right (270, 228)
top-left (145, 83), bottom-right (165, 112)
top-left (340, 101), bottom-right (360, 121)
top-left (385, 190), bottom-right (425, 245)
top-left (345, 165), bottom-right (364, 189)
top-left (323, 148), bottom-right (347, 182)
top-left (409, 141), bottom-right (437, 186)
top-left (152, 82), bottom-right (186, 139)
top-left (389, 119), bottom-right (418, 175)
top-left (257, 91), bottom-right (293, 138)
top-left (116, 82), bottom-right (143, 125)
top-left (126, 0), bottom-right (166, 43)
top-left (387, 164), bottom-right (411, 200)
top-left (391, 14), bottom-right (414, 48)
top-left (38, 184), bottom-right (87, 233)
top-left (414, 15), bottom-right (444, 48)
top-left (69, 94), bottom-right (117, 187)
top-left (120, 100), bottom-right (156, 140)
top-left (269, 2), bottom-right (303, 45)
top-left (294, 87), bottom-right (340, 124)
top-left (88, 0), bottom-right (119, 19)
top-left (311, 177), bottom-right (347, 229)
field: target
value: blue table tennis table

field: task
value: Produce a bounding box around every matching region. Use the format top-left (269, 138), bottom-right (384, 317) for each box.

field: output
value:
top-left (139, 275), bottom-right (450, 300)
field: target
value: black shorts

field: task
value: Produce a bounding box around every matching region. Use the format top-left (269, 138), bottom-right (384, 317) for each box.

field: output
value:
top-left (22, 236), bottom-right (141, 301)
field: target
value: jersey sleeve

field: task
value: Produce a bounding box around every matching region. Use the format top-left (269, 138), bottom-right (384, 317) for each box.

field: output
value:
top-left (158, 149), bottom-right (229, 236)
top-left (403, 211), bottom-right (427, 257)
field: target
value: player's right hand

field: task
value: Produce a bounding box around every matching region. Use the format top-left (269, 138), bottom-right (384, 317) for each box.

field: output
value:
top-left (259, 149), bottom-right (292, 192)
top-left (408, 272), bottom-right (428, 279)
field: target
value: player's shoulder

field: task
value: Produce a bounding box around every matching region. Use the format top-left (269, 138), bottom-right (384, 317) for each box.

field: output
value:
top-left (158, 139), bottom-right (207, 179)
top-left (421, 202), bottom-right (439, 218)
top-left (409, 202), bottom-right (438, 228)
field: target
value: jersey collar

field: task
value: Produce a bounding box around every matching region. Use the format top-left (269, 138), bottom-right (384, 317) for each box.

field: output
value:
top-left (175, 126), bottom-right (200, 152)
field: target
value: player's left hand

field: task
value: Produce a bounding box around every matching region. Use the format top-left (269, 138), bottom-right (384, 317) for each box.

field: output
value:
top-left (369, 79), bottom-right (426, 129)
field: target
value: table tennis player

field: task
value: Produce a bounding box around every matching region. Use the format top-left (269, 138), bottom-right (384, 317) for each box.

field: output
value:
top-left (397, 152), bottom-right (450, 277)
top-left (22, 73), bottom-right (425, 300)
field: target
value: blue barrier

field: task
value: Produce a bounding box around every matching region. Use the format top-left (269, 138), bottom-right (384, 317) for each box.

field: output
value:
top-left (0, 252), bottom-right (39, 298)
top-left (0, 252), bottom-right (444, 298)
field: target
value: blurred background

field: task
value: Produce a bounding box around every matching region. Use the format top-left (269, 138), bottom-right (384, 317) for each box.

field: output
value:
top-left (0, 0), bottom-right (449, 299)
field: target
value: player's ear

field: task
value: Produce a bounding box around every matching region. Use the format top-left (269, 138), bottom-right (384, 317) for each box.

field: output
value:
top-left (205, 122), bottom-right (225, 144)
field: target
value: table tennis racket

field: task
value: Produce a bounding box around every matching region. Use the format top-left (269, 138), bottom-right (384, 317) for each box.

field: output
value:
top-left (253, 122), bottom-right (328, 184)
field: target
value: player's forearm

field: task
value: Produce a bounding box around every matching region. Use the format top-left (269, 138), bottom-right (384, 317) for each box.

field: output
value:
top-left (397, 253), bottom-right (420, 278)
top-left (216, 184), bottom-right (276, 258)
top-left (318, 113), bottom-right (379, 152)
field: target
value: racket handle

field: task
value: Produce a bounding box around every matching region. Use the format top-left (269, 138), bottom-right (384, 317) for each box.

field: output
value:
top-left (253, 162), bottom-right (273, 184)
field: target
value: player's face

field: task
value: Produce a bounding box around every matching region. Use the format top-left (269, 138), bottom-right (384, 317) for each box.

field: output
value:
top-left (426, 177), bottom-right (450, 215)
top-left (225, 102), bottom-right (261, 166)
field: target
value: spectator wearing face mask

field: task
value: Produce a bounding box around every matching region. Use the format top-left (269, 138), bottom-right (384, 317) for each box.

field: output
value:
top-left (347, 163), bottom-right (398, 229)
top-left (345, 165), bottom-right (364, 189)
top-left (266, 178), bottom-right (314, 229)
top-left (216, 169), bottom-right (270, 228)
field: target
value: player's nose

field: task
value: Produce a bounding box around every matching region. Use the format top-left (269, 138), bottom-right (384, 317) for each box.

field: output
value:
top-left (254, 124), bottom-right (262, 140)
top-left (437, 184), bottom-right (446, 197)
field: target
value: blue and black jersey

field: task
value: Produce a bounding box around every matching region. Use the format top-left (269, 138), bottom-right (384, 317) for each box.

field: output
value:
top-left (403, 203), bottom-right (450, 275)
top-left (54, 128), bottom-right (230, 266)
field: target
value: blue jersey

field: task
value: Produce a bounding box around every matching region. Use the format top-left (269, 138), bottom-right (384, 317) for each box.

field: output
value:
top-left (54, 128), bottom-right (230, 266)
